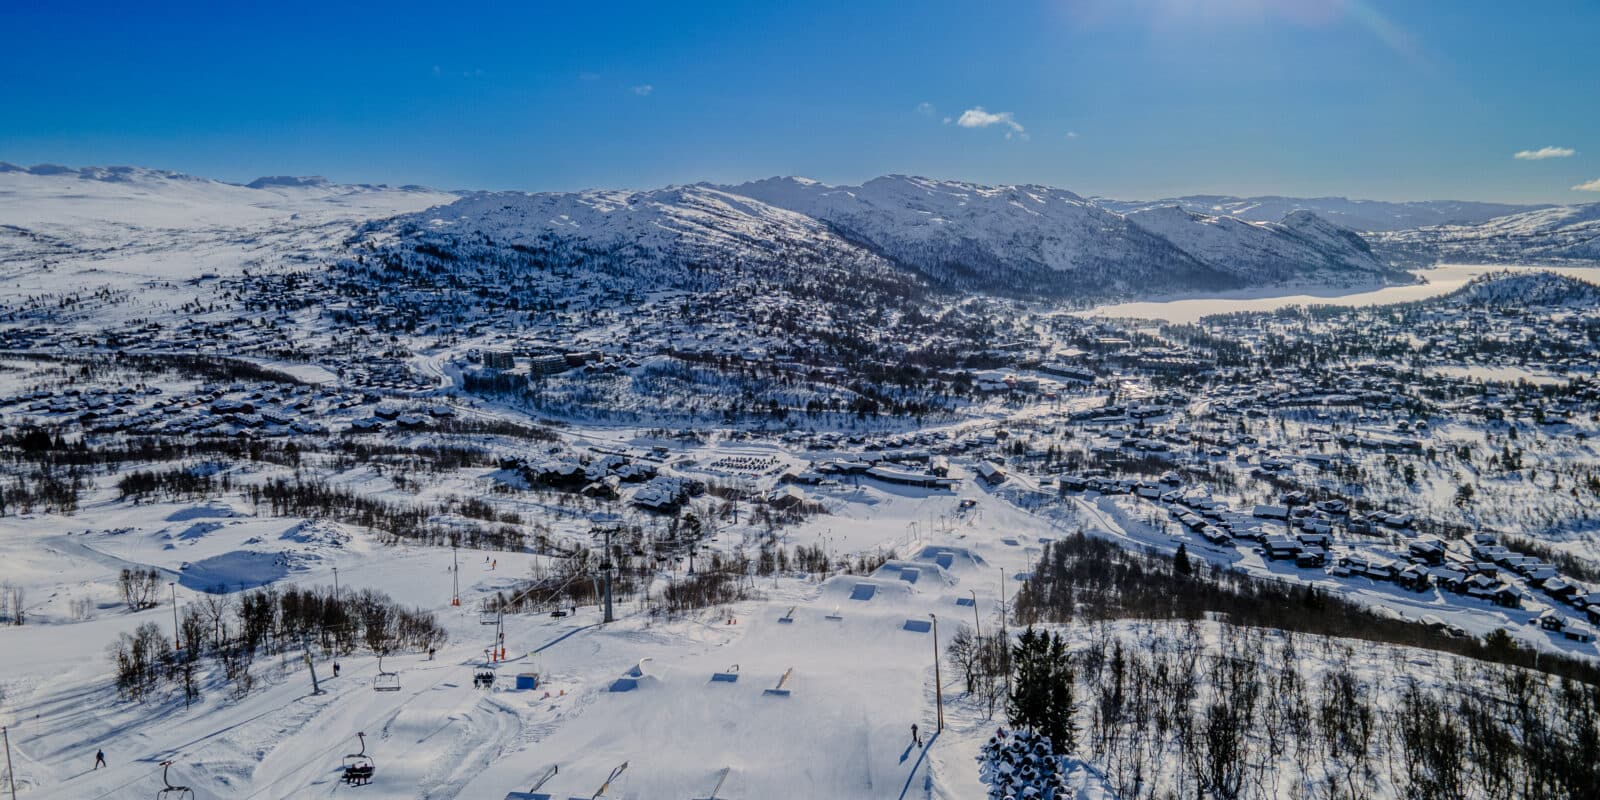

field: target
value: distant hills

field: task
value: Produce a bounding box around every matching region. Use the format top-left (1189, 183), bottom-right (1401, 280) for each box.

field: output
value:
top-left (1090, 194), bottom-right (1548, 232)
top-left (4, 162), bottom-right (1597, 302)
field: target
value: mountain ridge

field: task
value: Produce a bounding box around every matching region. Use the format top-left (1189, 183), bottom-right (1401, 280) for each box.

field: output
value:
top-left (1090, 193), bottom-right (1550, 232)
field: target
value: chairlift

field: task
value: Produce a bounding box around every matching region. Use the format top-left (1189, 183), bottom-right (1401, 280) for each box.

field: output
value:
top-left (341, 732), bottom-right (375, 786)
top-left (373, 651), bottom-right (401, 693)
top-left (156, 760), bottom-right (194, 800)
top-left (479, 606), bottom-right (500, 625)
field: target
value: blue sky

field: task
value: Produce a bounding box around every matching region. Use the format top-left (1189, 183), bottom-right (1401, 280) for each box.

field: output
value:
top-left (2, 0), bottom-right (1596, 202)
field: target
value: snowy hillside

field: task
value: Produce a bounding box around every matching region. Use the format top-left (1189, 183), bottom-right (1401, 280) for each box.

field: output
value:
top-left (1436, 269), bottom-right (1600, 308)
top-left (392, 183), bottom-right (885, 273)
top-left (729, 175), bottom-right (1403, 296)
top-left (0, 163), bottom-right (457, 284)
top-left (1093, 193), bottom-right (1546, 232)
top-left (1372, 202), bottom-right (1600, 265)
top-left (0, 164), bottom-right (1413, 307)
top-left (1123, 205), bottom-right (1388, 284)
top-left (730, 175), bottom-right (1229, 295)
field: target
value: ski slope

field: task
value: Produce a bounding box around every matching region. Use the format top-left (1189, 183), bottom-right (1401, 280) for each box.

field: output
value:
top-left (0, 472), bottom-right (1057, 799)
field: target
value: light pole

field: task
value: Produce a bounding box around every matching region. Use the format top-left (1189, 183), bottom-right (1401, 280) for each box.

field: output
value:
top-left (998, 568), bottom-right (1010, 697)
top-left (170, 582), bottom-right (180, 651)
top-left (930, 613), bottom-right (945, 733)
top-left (602, 527), bottom-right (615, 624)
top-left (3, 724), bottom-right (16, 800)
top-left (332, 566), bottom-right (339, 602)
top-left (451, 543), bottom-right (461, 607)
top-left (970, 589), bottom-right (981, 639)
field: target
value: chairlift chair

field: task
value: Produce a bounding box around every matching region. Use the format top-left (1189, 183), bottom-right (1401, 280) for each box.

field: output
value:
top-left (479, 607), bottom-right (500, 625)
top-left (474, 665), bottom-right (498, 689)
top-left (373, 651), bottom-right (401, 692)
top-left (156, 760), bottom-right (195, 800)
top-left (342, 732), bottom-right (376, 786)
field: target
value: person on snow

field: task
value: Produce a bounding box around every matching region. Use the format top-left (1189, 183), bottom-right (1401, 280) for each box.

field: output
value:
top-left (93, 749), bottom-right (107, 770)
top-left (911, 723), bottom-right (922, 747)
top-left (332, 662), bottom-right (341, 677)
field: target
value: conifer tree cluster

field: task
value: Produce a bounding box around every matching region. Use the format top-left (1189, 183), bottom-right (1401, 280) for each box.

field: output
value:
top-left (978, 726), bottom-right (1069, 800)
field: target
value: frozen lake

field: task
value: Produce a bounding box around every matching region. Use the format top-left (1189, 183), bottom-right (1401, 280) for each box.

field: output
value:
top-left (1079, 263), bottom-right (1600, 324)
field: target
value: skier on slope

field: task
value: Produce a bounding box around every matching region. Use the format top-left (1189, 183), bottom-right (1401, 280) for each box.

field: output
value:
top-left (93, 749), bottom-right (107, 770)
top-left (911, 723), bottom-right (922, 747)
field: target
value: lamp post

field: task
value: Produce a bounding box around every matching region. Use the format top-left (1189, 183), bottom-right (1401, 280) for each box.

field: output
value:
top-left (332, 566), bottom-right (339, 602)
top-left (3, 724), bottom-right (17, 800)
top-left (930, 613), bottom-right (945, 733)
top-left (170, 582), bottom-right (180, 651)
top-left (999, 568), bottom-right (1010, 697)
top-left (451, 543), bottom-right (461, 607)
top-left (602, 527), bottom-right (615, 624)
top-left (970, 589), bottom-right (981, 639)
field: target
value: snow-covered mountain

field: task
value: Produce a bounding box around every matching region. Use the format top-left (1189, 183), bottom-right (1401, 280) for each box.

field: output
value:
top-left (399, 184), bottom-right (864, 267)
top-left (1371, 202), bottom-right (1600, 265)
top-left (727, 175), bottom-right (1399, 296)
top-left (1122, 205), bottom-right (1385, 285)
top-left (1092, 193), bottom-right (1546, 232)
top-left (0, 162), bottom-right (457, 286)
top-left (0, 164), bottom-right (1425, 304)
top-left (369, 184), bottom-right (914, 303)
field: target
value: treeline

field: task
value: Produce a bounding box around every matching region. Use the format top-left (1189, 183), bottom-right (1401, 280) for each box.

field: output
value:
top-left (118, 468), bottom-right (221, 502)
top-left (658, 568), bottom-right (755, 615)
top-left (969, 618), bottom-right (1600, 800)
top-left (110, 584), bottom-right (445, 703)
top-left (5, 426), bottom-right (498, 476)
top-left (245, 477), bottom-right (527, 550)
top-left (486, 557), bottom-right (640, 615)
top-left (3, 428), bottom-right (305, 471)
top-left (1501, 532), bottom-right (1600, 585)
top-left (1013, 532), bottom-right (1600, 686)
top-left (0, 350), bottom-right (303, 387)
top-left (487, 541), bottom-right (891, 620)
top-left (0, 468), bottom-right (82, 516)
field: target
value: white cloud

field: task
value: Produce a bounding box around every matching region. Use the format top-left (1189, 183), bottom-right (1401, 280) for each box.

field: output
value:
top-left (1514, 146), bottom-right (1575, 160)
top-left (955, 107), bottom-right (1027, 140)
top-left (1573, 178), bottom-right (1600, 192)
top-left (631, 84), bottom-right (654, 96)
top-left (916, 102), bottom-right (935, 115)
top-left (1065, 130), bottom-right (1079, 139)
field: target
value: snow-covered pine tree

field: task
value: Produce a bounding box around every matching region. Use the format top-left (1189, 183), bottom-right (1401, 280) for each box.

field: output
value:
top-left (977, 727), bottom-right (1069, 800)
